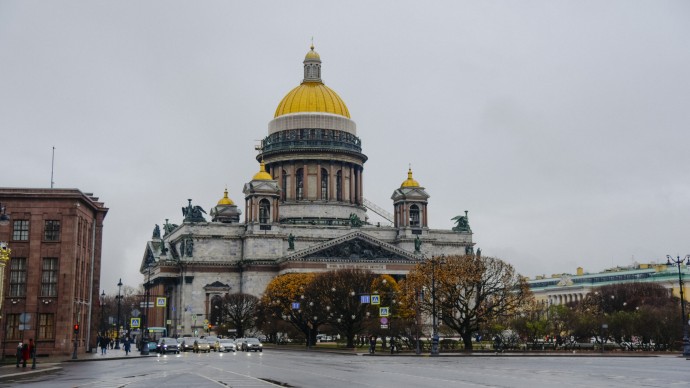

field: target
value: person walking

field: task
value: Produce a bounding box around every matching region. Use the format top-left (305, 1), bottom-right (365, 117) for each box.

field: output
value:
top-left (100, 334), bottom-right (109, 355)
top-left (123, 336), bottom-right (131, 356)
top-left (369, 336), bottom-right (376, 354)
top-left (21, 342), bottom-right (30, 367)
top-left (15, 342), bottom-right (22, 368)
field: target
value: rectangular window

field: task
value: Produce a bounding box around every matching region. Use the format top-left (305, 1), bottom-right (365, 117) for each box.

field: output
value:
top-left (38, 313), bottom-right (55, 339)
top-left (5, 314), bottom-right (20, 340)
top-left (41, 258), bottom-right (59, 297)
top-left (9, 258), bottom-right (27, 297)
top-left (12, 220), bottom-right (29, 241)
top-left (44, 220), bottom-right (61, 241)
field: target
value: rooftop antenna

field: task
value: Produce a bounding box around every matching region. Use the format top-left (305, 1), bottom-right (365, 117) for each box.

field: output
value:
top-left (50, 146), bottom-right (55, 188)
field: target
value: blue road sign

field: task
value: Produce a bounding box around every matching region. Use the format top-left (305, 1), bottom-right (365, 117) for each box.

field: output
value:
top-left (371, 295), bottom-right (381, 305)
top-left (360, 295), bottom-right (370, 303)
top-left (291, 302), bottom-right (300, 310)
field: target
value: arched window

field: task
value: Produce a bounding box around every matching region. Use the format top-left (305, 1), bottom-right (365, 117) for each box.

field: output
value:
top-left (321, 168), bottom-right (329, 200)
top-left (410, 204), bottom-right (420, 227)
top-left (336, 170), bottom-right (342, 201)
top-left (281, 170), bottom-right (287, 201)
top-left (259, 199), bottom-right (270, 224)
top-left (296, 168), bottom-right (304, 200)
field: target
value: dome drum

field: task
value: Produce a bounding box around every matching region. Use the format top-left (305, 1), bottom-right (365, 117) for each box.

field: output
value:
top-left (268, 113), bottom-right (357, 135)
top-left (260, 128), bottom-right (364, 157)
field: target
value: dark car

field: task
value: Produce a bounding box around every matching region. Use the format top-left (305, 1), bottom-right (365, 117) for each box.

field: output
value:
top-left (180, 337), bottom-right (196, 352)
top-left (156, 337), bottom-right (180, 354)
top-left (240, 338), bottom-right (263, 352)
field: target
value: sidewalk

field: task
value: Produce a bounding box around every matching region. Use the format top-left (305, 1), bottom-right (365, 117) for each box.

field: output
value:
top-left (0, 347), bottom-right (156, 381)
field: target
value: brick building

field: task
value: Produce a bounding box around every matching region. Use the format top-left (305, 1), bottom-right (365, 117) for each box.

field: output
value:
top-left (0, 188), bottom-right (107, 357)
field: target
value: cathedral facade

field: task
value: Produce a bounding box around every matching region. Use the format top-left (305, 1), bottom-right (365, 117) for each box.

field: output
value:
top-left (140, 46), bottom-right (474, 337)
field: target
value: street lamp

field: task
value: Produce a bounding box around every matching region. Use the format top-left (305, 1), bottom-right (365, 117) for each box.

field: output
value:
top-left (99, 290), bottom-right (106, 334)
top-left (666, 254), bottom-right (690, 357)
top-left (430, 256), bottom-right (444, 357)
top-left (141, 256), bottom-right (154, 355)
top-left (115, 278), bottom-right (122, 349)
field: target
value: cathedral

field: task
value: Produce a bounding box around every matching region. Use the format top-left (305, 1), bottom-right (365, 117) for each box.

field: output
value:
top-left (140, 45), bottom-right (474, 337)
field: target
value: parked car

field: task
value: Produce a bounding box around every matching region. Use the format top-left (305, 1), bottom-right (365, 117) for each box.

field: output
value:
top-left (218, 339), bottom-right (237, 353)
top-left (156, 337), bottom-right (180, 354)
top-left (180, 337), bottom-right (197, 352)
top-left (194, 339), bottom-right (212, 353)
top-left (240, 337), bottom-right (263, 352)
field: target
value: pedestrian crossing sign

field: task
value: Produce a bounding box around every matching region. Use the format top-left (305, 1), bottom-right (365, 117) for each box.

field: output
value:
top-left (371, 294), bottom-right (380, 305)
top-left (131, 318), bottom-right (141, 328)
top-left (379, 307), bottom-right (390, 317)
top-left (156, 297), bottom-right (167, 307)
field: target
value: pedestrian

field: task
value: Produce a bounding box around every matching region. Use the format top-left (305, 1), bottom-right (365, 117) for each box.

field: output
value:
top-left (21, 342), bottom-right (30, 367)
top-left (100, 334), bottom-right (109, 355)
top-left (15, 342), bottom-right (22, 368)
top-left (123, 336), bottom-right (131, 356)
top-left (369, 335), bottom-right (376, 354)
top-left (390, 337), bottom-right (396, 354)
top-left (29, 339), bottom-right (35, 365)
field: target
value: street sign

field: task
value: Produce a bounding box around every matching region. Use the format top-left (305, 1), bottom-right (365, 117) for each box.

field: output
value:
top-left (360, 295), bottom-right (370, 304)
top-left (131, 309), bottom-right (140, 318)
top-left (380, 317), bottom-right (388, 324)
top-left (156, 297), bottom-right (167, 307)
top-left (291, 302), bottom-right (300, 310)
top-left (19, 313), bottom-right (31, 324)
top-left (379, 307), bottom-right (390, 317)
top-left (380, 324), bottom-right (388, 329)
top-left (371, 295), bottom-right (380, 305)
top-left (140, 302), bottom-right (155, 308)
top-left (130, 318), bottom-right (141, 328)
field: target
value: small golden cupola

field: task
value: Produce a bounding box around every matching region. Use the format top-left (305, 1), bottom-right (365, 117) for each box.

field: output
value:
top-left (401, 168), bottom-right (420, 188)
top-left (252, 162), bottom-right (273, 181)
top-left (211, 188), bottom-right (242, 223)
top-left (217, 188), bottom-right (234, 205)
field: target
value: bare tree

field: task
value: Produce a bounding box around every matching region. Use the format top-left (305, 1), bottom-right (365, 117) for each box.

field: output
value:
top-left (403, 254), bottom-right (532, 350)
top-left (217, 293), bottom-right (259, 338)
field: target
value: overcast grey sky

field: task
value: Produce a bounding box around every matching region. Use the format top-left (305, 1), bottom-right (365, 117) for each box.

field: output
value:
top-left (2, 1), bottom-right (689, 294)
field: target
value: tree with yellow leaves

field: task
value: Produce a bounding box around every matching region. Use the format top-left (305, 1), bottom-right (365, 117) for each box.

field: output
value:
top-left (401, 254), bottom-right (532, 350)
top-left (260, 273), bottom-right (319, 346)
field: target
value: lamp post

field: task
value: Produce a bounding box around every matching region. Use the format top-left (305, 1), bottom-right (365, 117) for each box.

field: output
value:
top-left (666, 254), bottom-right (690, 357)
top-left (99, 290), bottom-right (105, 335)
top-left (430, 257), bottom-right (441, 357)
top-left (115, 279), bottom-right (122, 349)
top-left (141, 257), bottom-right (154, 355)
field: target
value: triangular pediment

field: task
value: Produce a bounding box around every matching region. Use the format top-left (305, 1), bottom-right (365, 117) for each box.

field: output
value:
top-left (283, 231), bottom-right (420, 263)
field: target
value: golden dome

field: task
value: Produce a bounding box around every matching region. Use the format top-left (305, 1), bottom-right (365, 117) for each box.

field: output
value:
top-left (274, 83), bottom-right (350, 118)
top-left (252, 162), bottom-right (273, 180)
top-left (401, 168), bottom-right (420, 188)
top-left (274, 44), bottom-right (350, 119)
top-left (217, 188), bottom-right (234, 205)
top-left (305, 44), bottom-right (320, 60)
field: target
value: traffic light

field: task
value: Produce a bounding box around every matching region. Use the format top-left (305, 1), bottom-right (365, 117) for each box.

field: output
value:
top-left (207, 323), bottom-right (212, 331)
top-left (73, 324), bottom-right (80, 334)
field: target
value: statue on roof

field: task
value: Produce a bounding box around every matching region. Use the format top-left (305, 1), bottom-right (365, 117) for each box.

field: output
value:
top-left (153, 224), bottom-right (161, 239)
top-left (414, 235), bottom-right (422, 252)
top-left (349, 213), bottom-right (363, 228)
top-left (182, 199), bottom-right (207, 223)
top-left (452, 210), bottom-right (471, 233)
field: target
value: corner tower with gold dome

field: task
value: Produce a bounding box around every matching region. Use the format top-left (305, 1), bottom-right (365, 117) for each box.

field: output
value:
top-left (258, 45), bottom-right (367, 225)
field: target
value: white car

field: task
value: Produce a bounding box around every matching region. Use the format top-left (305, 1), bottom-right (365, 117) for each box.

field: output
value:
top-left (218, 339), bottom-right (237, 352)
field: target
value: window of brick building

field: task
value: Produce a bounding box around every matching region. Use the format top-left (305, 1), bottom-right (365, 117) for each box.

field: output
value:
top-left (9, 258), bottom-right (27, 297)
top-left (5, 314), bottom-right (20, 340)
top-left (38, 313), bottom-right (55, 339)
top-left (44, 220), bottom-right (61, 241)
top-left (12, 220), bottom-right (29, 241)
top-left (41, 258), bottom-right (59, 297)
